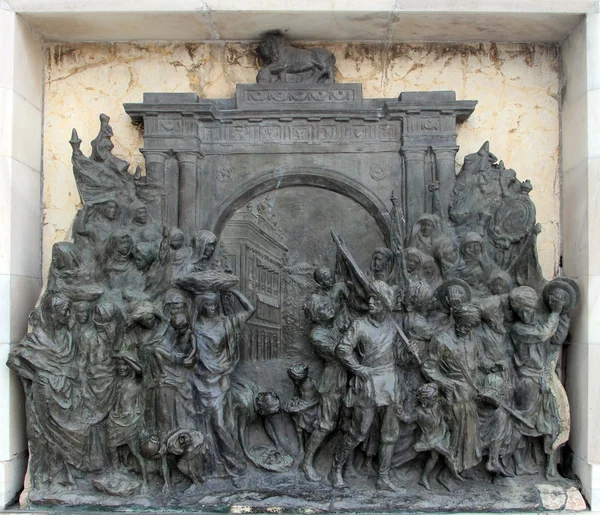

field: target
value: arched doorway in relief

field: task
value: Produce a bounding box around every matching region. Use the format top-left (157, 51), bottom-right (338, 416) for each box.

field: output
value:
top-left (212, 168), bottom-right (390, 404)
top-left (208, 167), bottom-right (392, 242)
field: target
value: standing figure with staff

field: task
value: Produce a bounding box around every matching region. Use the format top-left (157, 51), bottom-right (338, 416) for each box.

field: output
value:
top-left (330, 280), bottom-right (408, 492)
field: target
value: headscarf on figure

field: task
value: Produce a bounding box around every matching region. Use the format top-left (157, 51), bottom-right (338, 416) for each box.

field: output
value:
top-left (404, 247), bottom-right (427, 283)
top-left (48, 242), bottom-right (84, 293)
top-left (408, 213), bottom-right (443, 256)
top-left (456, 232), bottom-right (495, 297)
top-left (369, 247), bottom-right (395, 283)
top-left (189, 231), bottom-right (218, 273)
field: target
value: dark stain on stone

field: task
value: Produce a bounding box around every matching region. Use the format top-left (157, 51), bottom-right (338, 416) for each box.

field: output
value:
top-left (184, 44), bottom-right (197, 61)
top-left (225, 44), bottom-right (255, 66)
top-left (49, 45), bottom-right (82, 67)
top-left (489, 43), bottom-right (503, 69)
top-left (343, 43), bottom-right (383, 65)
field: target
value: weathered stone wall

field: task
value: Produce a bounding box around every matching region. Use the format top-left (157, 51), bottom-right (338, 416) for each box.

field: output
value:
top-left (43, 41), bottom-right (561, 279)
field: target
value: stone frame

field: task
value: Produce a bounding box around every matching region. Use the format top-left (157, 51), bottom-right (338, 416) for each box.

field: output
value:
top-left (124, 88), bottom-right (475, 239)
top-left (0, 2), bottom-right (598, 508)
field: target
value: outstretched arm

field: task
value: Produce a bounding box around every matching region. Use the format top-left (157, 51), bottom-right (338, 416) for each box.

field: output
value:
top-left (158, 225), bottom-right (171, 262)
top-left (429, 181), bottom-right (450, 236)
top-left (512, 312), bottom-right (560, 344)
top-left (229, 289), bottom-right (256, 322)
top-left (551, 313), bottom-right (570, 346)
top-left (430, 182), bottom-right (443, 219)
top-left (396, 404), bottom-right (417, 424)
top-left (123, 356), bottom-right (143, 378)
top-left (183, 332), bottom-right (198, 367)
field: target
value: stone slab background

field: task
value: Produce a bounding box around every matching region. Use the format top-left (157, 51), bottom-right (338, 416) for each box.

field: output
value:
top-left (42, 41), bottom-right (561, 282)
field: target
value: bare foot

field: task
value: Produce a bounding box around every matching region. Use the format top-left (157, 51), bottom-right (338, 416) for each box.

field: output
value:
top-left (418, 477), bottom-right (432, 491)
top-left (376, 474), bottom-right (399, 492)
top-left (184, 484), bottom-right (200, 495)
top-left (515, 464), bottom-right (538, 476)
top-left (545, 466), bottom-right (561, 482)
top-left (329, 468), bottom-right (347, 489)
top-left (301, 462), bottom-right (322, 482)
top-left (437, 474), bottom-right (454, 492)
top-left (140, 483), bottom-right (150, 497)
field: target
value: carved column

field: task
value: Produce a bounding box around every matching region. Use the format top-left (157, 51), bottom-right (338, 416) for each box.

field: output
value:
top-left (176, 151), bottom-right (201, 238)
top-left (141, 150), bottom-right (171, 225)
top-left (400, 147), bottom-right (428, 231)
top-left (434, 146), bottom-right (459, 218)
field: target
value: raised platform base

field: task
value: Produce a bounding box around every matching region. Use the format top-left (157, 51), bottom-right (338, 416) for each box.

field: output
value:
top-left (16, 468), bottom-right (587, 513)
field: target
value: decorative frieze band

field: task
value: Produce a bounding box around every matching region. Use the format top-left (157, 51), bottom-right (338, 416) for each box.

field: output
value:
top-left (201, 121), bottom-right (399, 146)
top-left (236, 83), bottom-right (363, 109)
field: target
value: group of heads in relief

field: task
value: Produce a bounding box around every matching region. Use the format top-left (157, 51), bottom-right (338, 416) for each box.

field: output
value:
top-left (311, 142), bottom-right (578, 492)
top-left (7, 112), bottom-right (578, 503)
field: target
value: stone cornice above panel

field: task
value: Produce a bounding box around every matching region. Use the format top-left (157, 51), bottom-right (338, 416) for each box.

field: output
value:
top-left (6, 0), bottom-right (598, 12)
top-left (6, 1), bottom-right (592, 43)
top-left (124, 85), bottom-right (476, 155)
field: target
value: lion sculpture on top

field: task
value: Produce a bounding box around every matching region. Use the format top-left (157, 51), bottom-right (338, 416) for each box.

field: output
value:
top-left (256, 30), bottom-right (336, 84)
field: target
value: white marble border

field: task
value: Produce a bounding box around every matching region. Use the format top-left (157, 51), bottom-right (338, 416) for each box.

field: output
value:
top-left (561, 9), bottom-right (600, 510)
top-left (1, 0), bottom-right (599, 509)
top-left (2, 0), bottom-right (597, 42)
top-left (0, 4), bottom-right (42, 508)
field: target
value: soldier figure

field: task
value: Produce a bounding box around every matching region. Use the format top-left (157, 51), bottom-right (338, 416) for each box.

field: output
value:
top-left (331, 280), bottom-right (406, 491)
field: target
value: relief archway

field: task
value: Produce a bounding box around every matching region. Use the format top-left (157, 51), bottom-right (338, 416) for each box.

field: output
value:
top-left (216, 173), bottom-right (388, 365)
top-left (208, 166), bottom-right (391, 241)
top-left (124, 86), bottom-right (476, 237)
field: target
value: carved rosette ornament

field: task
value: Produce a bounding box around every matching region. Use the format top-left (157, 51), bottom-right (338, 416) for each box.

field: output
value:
top-left (6, 30), bottom-right (582, 513)
top-left (215, 166), bottom-right (233, 182)
top-left (370, 165), bottom-right (387, 180)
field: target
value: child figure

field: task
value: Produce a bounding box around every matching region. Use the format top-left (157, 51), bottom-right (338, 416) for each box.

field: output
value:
top-left (313, 267), bottom-right (350, 332)
top-left (168, 228), bottom-right (191, 279)
top-left (284, 363), bottom-right (319, 454)
top-left (398, 383), bottom-right (463, 491)
top-left (106, 354), bottom-right (149, 495)
top-left (165, 428), bottom-right (207, 494)
top-left (151, 311), bottom-right (196, 493)
top-left (154, 311), bottom-right (196, 374)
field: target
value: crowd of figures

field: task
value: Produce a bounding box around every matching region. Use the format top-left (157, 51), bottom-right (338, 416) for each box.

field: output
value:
top-left (301, 222), bottom-right (576, 492)
top-left (7, 115), bottom-right (264, 497)
top-left (289, 142), bottom-right (579, 492)
top-left (6, 114), bottom-right (579, 501)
